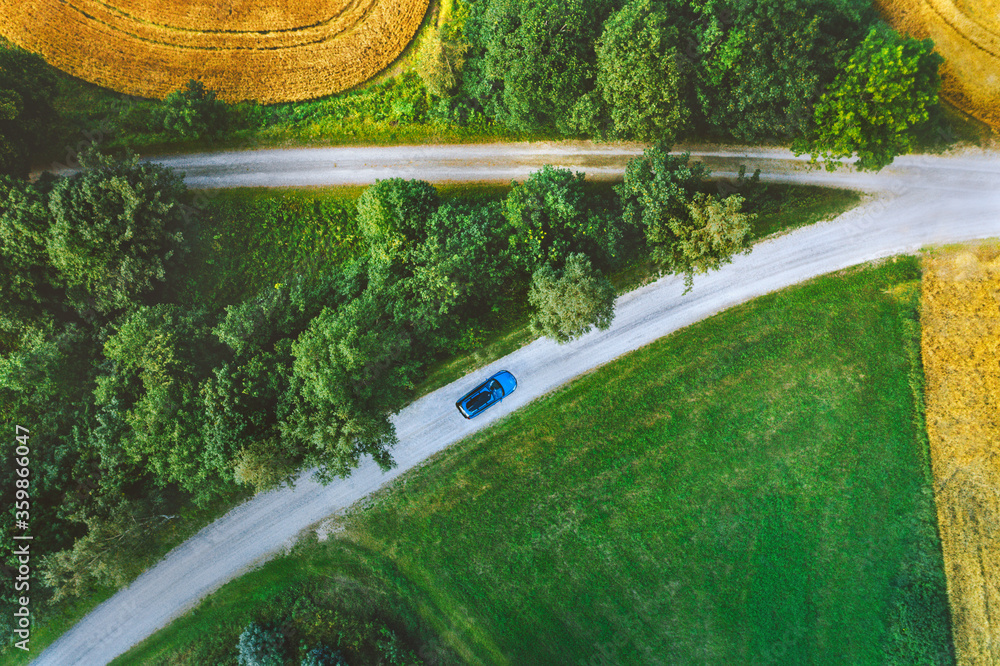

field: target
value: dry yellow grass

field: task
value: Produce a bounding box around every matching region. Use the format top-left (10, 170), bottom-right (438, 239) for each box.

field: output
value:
top-left (876, 0), bottom-right (1000, 128)
top-left (922, 243), bottom-right (1000, 665)
top-left (0, 0), bottom-right (430, 103)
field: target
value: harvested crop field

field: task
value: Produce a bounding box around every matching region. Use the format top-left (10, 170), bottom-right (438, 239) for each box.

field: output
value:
top-left (922, 244), bottom-right (1000, 665)
top-left (0, 0), bottom-right (429, 103)
top-left (876, 0), bottom-right (1000, 127)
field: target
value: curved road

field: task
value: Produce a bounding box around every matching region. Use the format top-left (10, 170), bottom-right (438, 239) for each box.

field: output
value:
top-left (32, 144), bottom-right (1000, 665)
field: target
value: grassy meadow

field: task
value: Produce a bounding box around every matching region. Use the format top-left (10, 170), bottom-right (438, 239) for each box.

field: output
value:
top-left (116, 257), bottom-right (953, 665)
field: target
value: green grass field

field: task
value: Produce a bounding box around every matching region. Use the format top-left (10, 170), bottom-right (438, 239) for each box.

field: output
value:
top-left (116, 257), bottom-right (953, 665)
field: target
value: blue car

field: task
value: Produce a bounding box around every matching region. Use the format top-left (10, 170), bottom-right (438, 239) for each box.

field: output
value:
top-left (456, 370), bottom-right (517, 419)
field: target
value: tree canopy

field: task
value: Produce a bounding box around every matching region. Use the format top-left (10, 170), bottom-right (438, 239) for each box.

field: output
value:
top-left (0, 49), bottom-right (57, 178)
top-left (46, 151), bottom-right (191, 314)
top-left (504, 165), bottom-right (622, 271)
top-left (616, 146), bottom-right (710, 232)
top-left (646, 191), bottom-right (755, 289)
top-left (284, 291), bottom-right (418, 480)
top-left (596, 0), bottom-right (689, 143)
top-left (796, 26), bottom-right (943, 171)
top-left (156, 79), bottom-right (230, 141)
top-left (356, 177), bottom-right (441, 263)
top-left (462, 0), bottom-right (622, 134)
top-left (528, 253), bottom-right (616, 343)
top-left (695, 0), bottom-right (870, 142)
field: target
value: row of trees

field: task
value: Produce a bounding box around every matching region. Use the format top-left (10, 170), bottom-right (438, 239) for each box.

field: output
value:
top-left (444, 0), bottom-right (944, 170)
top-left (1, 0), bottom-right (944, 178)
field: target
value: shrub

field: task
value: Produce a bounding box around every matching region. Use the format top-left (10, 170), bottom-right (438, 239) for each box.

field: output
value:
top-left (156, 79), bottom-right (229, 140)
top-left (237, 621), bottom-right (286, 666)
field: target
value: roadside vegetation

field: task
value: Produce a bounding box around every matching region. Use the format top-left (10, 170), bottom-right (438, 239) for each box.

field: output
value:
top-left (115, 258), bottom-right (953, 665)
top-left (0, 0), bottom-right (954, 174)
top-left (0, 140), bottom-right (860, 659)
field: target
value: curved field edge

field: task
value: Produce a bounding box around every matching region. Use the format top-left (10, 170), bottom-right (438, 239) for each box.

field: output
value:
top-left (114, 258), bottom-right (954, 665)
top-left (0, 0), bottom-right (431, 103)
top-left (875, 0), bottom-right (1000, 129)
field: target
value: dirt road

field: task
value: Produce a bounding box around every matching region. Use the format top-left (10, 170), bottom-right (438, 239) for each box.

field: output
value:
top-left (31, 144), bottom-right (1000, 665)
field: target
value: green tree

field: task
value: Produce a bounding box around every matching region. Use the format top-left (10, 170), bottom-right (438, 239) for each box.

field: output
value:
top-left (237, 622), bottom-right (287, 666)
top-left (616, 146), bottom-right (710, 232)
top-left (0, 49), bottom-right (57, 178)
top-left (797, 26), bottom-right (943, 171)
top-left (462, 0), bottom-right (621, 134)
top-left (200, 359), bottom-right (291, 491)
top-left (95, 305), bottom-right (227, 500)
top-left (646, 191), bottom-right (755, 289)
top-left (372, 201), bottom-right (513, 345)
top-left (0, 321), bottom-right (99, 552)
top-left (505, 165), bottom-right (622, 271)
top-left (157, 79), bottom-right (229, 141)
top-left (0, 174), bottom-right (62, 333)
top-left (38, 499), bottom-right (175, 602)
top-left (696, 0), bottom-right (872, 142)
top-left (232, 436), bottom-right (298, 493)
top-left (45, 151), bottom-right (191, 314)
top-left (284, 292), bottom-right (419, 480)
top-left (528, 253), bottom-right (616, 343)
top-left (596, 0), bottom-right (689, 143)
top-left (356, 178), bottom-right (440, 263)
top-left (416, 1), bottom-right (471, 97)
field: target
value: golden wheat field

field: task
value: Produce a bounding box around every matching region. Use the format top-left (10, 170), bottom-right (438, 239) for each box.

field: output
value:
top-left (922, 244), bottom-right (1000, 665)
top-left (0, 0), bottom-right (430, 103)
top-left (876, 0), bottom-right (1000, 128)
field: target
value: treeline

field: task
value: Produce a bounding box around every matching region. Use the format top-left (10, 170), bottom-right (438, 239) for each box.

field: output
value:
top-left (449, 0), bottom-right (944, 169)
top-left (0, 145), bottom-right (760, 618)
top-left (2, 0), bottom-right (945, 177)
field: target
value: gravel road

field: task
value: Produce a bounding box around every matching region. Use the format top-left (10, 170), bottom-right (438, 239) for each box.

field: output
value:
top-left (31, 144), bottom-right (1000, 665)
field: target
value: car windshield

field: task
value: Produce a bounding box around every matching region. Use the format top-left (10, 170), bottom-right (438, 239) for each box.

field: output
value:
top-left (488, 379), bottom-right (503, 395)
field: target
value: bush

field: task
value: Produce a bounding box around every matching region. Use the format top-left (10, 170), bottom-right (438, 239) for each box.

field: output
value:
top-left (156, 79), bottom-right (230, 141)
top-left (237, 621), bottom-right (287, 666)
top-left (528, 253), bottom-right (616, 343)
